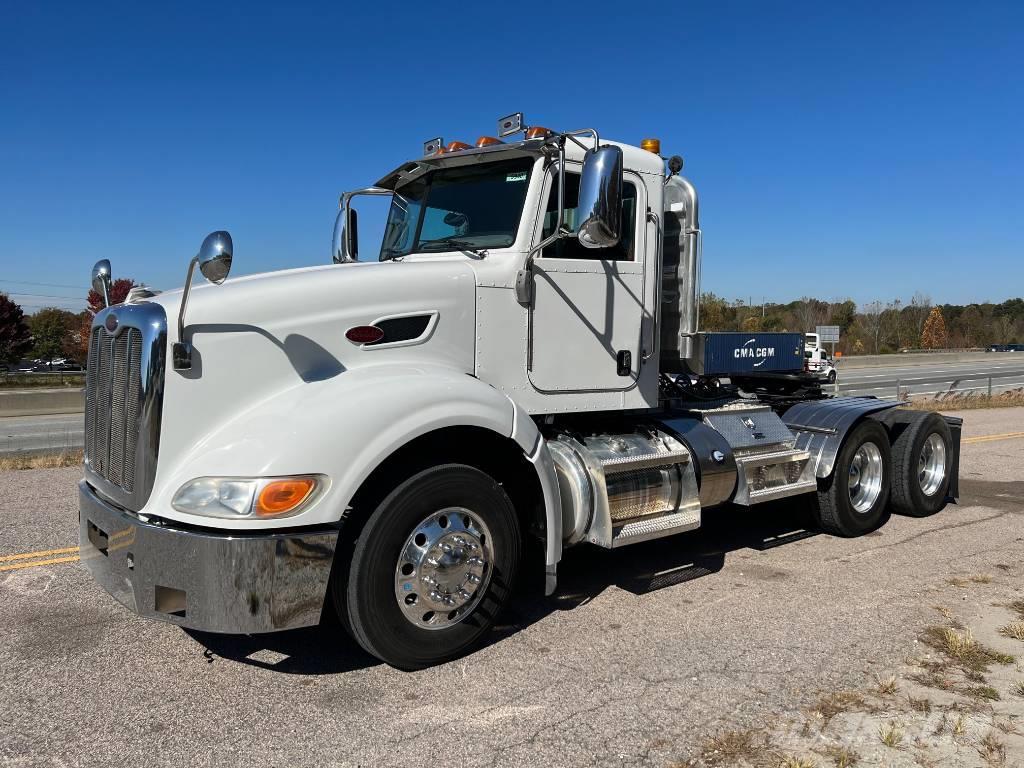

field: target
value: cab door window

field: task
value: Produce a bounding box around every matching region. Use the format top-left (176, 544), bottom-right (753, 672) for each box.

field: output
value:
top-left (541, 171), bottom-right (638, 261)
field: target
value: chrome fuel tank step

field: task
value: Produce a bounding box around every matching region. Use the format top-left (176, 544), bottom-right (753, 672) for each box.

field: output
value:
top-left (548, 428), bottom-right (701, 549)
top-left (732, 447), bottom-right (816, 504)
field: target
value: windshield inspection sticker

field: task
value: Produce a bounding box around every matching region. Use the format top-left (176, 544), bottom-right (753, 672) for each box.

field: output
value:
top-left (505, 172), bottom-right (528, 183)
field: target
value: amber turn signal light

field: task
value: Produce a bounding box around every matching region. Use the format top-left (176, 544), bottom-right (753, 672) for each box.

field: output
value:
top-left (256, 478), bottom-right (317, 517)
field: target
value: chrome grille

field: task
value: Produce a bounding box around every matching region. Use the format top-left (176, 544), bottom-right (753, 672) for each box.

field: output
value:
top-left (86, 326), bottom-right (143, 491)
top-left (84, 302), bottom-right (167, 510)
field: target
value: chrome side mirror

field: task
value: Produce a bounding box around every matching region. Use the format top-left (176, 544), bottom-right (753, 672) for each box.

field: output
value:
top-left (332, 207), bottom-right (348, 263)
top-left (333, 188), bottom-right (393, 263)
top-left (576, 145), bottom-right (623, 249)
top-left (332, 207), bottom-right (358, 263)
top-left (197, 231), bottom-right (233, 284)
top-left (91, 259), bottom-right (112, 307)
top-left (174, 230), bottom-right (234, 370)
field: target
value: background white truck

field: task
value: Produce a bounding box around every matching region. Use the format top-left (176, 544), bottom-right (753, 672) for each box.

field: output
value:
top-left (79, 114), bottom-right (961, 669)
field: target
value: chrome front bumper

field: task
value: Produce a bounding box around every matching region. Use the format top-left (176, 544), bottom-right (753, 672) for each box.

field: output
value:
top-left (78, 480), bottom-right (339, 634)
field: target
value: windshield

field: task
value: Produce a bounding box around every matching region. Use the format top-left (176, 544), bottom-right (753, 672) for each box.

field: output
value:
top-left (379, 157), bottom-right (534, 259)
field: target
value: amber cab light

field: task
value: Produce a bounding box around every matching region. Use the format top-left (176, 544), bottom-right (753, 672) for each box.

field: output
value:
top-left (525, 126), bottom-right (552, 140)
top-left (256, 478), bottom-right (317, 517)
top-left (640, 138), bottom-right (661, 154)
top-left (476, 136), bottom-right (503, 147)
top-left (446, 141), bottom-right (472, 152)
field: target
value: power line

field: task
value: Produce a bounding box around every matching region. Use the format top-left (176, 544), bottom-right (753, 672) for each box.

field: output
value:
top-left (4, 291), bottom-right (83, 300)
top-left (0, 279), bottom-right (90, 290)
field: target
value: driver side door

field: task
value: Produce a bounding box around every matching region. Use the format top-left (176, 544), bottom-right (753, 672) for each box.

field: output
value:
top-left (528, 167), bottom-right (646, 392)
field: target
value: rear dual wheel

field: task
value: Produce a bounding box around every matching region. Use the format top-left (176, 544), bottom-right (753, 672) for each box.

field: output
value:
top-left (813, 420), bottom-right (891, 537)
top-left (813, 412), bottom-right (954, 536)
top-left (888, 412), bottom-right (952, 517)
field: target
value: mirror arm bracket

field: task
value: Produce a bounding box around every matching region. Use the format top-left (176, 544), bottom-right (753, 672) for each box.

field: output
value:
top-left (517, 139), bottom-right (569, 306)
top-left (173, 256), bottom-right (199, 370)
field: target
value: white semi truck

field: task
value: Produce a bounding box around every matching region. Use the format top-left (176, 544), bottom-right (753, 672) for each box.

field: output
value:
top-left (79, 114), bottom-right (961, 669)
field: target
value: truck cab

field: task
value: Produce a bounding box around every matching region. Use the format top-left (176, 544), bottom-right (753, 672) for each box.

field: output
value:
top-left (78, 114), bottom-right (961, 669)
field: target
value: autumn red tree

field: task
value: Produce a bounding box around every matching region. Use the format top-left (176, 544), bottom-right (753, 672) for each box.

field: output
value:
top-left (920, 307), bottom-right (948, 349)
top-left (66, 278), bottom-right (139, 363)
top-left (87, 278), bottom-right (136, 314)
top-left (0, 293), bottom-right (33, 365)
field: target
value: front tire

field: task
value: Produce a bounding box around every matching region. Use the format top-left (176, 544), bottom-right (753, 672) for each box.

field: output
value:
top-left (827, 370), bottom-right (837, 384)
top-left (813, 420), bottom-right (891, 537)
top-left (888, 412), bottom-right (952, 517)
top-left (335, 464), bottom-right (521, 670)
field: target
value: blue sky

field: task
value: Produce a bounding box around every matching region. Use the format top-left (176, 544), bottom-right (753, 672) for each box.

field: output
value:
top-left (2, 1), bottom-right (1021, 314)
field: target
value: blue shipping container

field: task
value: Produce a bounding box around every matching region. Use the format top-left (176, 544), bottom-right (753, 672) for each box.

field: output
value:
top-left (697, 332), bottom-right (804, 376)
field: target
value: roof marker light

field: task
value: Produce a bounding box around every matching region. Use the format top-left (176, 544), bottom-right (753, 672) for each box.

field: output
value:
top-left (476, 136), bottom-right (504, 147)
top-left (446, 141), bottom-right (472, 152)
top-left (525, 126), bottom-right (553, 140)
top-left (640, 138), bottom-right (661, 154)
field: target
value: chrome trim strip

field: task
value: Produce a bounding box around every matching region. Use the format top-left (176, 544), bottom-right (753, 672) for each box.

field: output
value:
top-left (600, 448), bottom-right (692, 473)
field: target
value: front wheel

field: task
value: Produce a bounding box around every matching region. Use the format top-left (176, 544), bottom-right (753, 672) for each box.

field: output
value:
top-left (813, 420), bottom-right (891, 537)
top-left (335, 464), bottom-right (521, 670)
top-left (827, 369), bottom-right (837, 384)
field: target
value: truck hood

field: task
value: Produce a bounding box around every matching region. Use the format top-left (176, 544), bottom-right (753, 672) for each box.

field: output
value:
top-left (150, 259), bottom-right (476, 377)
top-left (147, 259), bottom-right (478, 491)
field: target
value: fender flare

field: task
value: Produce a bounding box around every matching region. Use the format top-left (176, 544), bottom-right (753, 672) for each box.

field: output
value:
top-left (783, 396), bottom-right (902, 478)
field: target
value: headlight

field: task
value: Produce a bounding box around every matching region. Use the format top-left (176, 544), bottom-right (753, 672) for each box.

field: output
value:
top-left (172, 475), bottom-right (325, 519)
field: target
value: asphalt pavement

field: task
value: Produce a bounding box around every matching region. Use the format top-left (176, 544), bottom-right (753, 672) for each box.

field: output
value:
top-left (835, 356), bottom-right (1024, 399)
top-left (1, 408), bottom-right (1023, 767)
top-left (0, 413), bottom-right (84, 456)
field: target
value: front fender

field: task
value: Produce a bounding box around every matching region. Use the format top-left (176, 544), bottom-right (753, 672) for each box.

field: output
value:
top-left (146, 364), bottom-right (530, 529)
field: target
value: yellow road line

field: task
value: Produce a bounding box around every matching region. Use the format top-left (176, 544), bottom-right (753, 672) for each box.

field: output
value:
top-left (0, 546), bottom-right (79, 563)
top-left (0, 555), bottom-right (80, 573)
top-left (963, 431), bottom-right (1024, 445)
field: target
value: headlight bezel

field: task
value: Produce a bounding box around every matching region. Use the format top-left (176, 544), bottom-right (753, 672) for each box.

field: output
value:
top-left (171, 474), bottom-right (327, 520)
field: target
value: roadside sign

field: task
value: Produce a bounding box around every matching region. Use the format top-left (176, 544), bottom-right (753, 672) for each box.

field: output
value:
top-left (816, 325), bottom-right (840, 343)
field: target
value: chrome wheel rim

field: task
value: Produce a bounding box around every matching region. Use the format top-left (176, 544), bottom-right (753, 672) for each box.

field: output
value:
top-left (394, 508), bottom-right (493, 630)
top-left (848, 442), bottom-right (884, 513)
top-left (918, 433), bottom-right (947, 497)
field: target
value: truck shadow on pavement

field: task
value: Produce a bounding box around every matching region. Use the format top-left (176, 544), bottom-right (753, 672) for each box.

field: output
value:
top-left (502, 498), bottom-right (825, 627)
top-left (186, 498), bottom-right (829, 675)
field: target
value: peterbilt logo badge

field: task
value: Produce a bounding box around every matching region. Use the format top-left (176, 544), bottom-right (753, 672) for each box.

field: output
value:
top-left (104, 314), bottom-right (118, 332)
top-left (733, 338), bottom-right (776, 368)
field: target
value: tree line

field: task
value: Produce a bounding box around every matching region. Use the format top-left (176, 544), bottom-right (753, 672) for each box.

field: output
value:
top-left (0, 279), bottom-right (135, 368)
top-left (697, 293), bottom-right (1023, 354)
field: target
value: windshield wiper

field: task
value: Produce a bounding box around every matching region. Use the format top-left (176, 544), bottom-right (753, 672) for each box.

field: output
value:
top-left (416, 237), bottom-right (487, 257)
